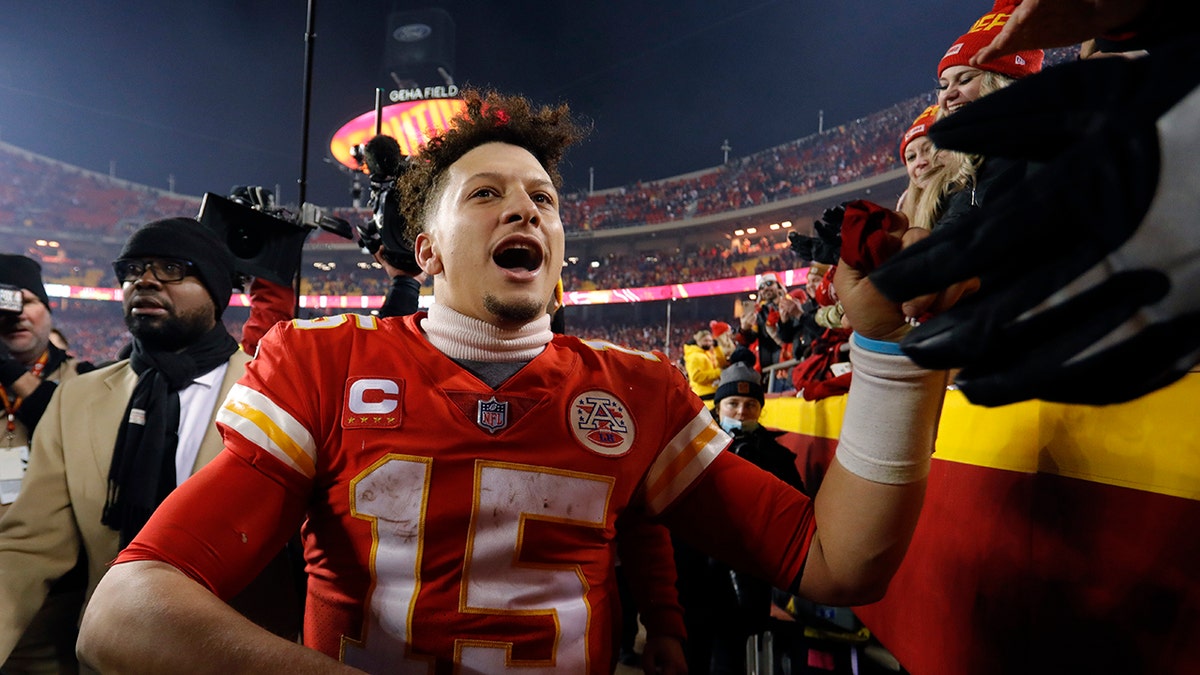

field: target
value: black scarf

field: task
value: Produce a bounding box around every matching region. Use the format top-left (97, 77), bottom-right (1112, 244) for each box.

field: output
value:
top-left (102, 323), bottom-right (238, 548)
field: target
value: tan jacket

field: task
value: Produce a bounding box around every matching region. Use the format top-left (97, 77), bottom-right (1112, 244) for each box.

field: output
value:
top-left (0, 354), bottom-right (85, 674)
top-left (0, 353), bottom-right (82, 520)
top-left (0, 350), bottom-right (298, 666)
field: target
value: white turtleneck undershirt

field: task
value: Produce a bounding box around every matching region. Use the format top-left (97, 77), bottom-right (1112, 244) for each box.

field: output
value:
top-left (421, 302), bottom-right (553, 362)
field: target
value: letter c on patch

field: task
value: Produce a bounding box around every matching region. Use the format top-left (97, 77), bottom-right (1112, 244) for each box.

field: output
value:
top-left (349, 379), bottom-right (400, 414)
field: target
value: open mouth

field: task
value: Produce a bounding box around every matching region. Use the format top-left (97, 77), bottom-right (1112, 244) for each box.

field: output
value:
top-left (493, 242), bottom-right (543, 272)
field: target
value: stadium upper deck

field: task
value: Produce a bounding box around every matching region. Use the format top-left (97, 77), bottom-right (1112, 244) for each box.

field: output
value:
top-left (0, 92), bottom-right (930, 274)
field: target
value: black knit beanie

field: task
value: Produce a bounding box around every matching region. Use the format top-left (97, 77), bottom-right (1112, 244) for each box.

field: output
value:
top-left (0, 254), bottom-right (51, 309)
top-left (118, 218), bottom-right (236, 318)
top-left (714, 362), bottom-right (765, 406)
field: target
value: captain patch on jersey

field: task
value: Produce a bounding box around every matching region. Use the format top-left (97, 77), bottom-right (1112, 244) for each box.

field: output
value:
top-left (342, 377), bottom-right (403, 429)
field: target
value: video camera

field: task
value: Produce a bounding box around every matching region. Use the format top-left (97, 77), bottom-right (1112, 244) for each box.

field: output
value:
top-left (350, 134), bottom-right (422, 275)
top-left (197, 187), bottom-right (353, 287)
top-left (0, 284), bottom-right (22, 315)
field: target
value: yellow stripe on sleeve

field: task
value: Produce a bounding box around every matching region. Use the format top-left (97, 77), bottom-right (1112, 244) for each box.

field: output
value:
top-left (644, 411), bottom-right (729, 515)
top-left (217, 384), bottom-right (318, 478)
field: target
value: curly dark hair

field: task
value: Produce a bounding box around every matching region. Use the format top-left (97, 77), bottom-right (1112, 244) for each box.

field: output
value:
top-left (398, 89), bottom-right (587, 243)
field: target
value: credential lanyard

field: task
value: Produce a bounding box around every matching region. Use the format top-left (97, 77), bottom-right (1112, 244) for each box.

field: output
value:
top-left (1, 350), bottom-right (49, 436)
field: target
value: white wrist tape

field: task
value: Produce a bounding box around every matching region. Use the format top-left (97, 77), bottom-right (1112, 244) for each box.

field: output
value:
top-left (835, 341), bottom-right (948, 484)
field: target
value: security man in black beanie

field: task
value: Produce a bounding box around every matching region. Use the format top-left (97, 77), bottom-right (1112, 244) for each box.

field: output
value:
top-left (674, 362), bottom-right (809, 675)
top-left (0, 218), bottom-right (301, 673)
top-left (0, 252), bottom-right (89, 675)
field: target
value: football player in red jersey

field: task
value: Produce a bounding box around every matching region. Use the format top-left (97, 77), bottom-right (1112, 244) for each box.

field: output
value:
top-left (79, 90), bottom-right (953, 674)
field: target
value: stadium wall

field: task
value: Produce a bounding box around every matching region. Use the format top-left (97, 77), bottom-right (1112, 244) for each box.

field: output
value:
top-left (765, 374), bottom-right (1200, 674)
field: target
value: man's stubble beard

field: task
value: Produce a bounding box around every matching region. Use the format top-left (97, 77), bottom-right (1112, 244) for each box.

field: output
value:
top-left (483, 293), bottom-right (545, 326)
top-left (125, 306), bottom-right (215, 351)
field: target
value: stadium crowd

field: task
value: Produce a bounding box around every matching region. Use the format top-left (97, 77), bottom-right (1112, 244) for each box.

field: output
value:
top-left (560, 98), bottom-right (924, 232)
top-left (561, 238), bottom-right (800, 290)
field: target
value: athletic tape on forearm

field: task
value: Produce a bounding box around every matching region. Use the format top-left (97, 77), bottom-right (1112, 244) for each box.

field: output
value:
top-left (835, 340), bottom-right (948, 484)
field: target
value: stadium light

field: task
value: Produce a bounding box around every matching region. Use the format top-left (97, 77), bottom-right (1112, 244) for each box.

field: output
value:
top-left (734, 229), bottom-right (745, 236)
top-left (746, 227), bottom-right (757, 234)
top-left (769, 223), bottom-right (780, 231)
top-left (781, 221), bottom-right (793, 228)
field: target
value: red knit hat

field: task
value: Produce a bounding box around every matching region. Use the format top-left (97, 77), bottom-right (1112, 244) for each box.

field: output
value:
top-left (938, 1), bottom-right (1044, 80)
top-left (899, 104), bottom-right (939, 162)
top-left (709, 320), bottom-right (731, 338)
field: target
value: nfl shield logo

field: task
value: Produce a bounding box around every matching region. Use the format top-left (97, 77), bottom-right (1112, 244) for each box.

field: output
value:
top-left (477, 397), bottom-right (509, 434)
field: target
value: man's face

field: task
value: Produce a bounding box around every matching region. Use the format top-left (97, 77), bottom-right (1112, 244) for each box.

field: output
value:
top-left (758, 279), bottom-right (781, 303)
top-left (698, 333), bottom-right (714, 350)
top-left (0, 290), bottom-right (52, 364)
top-left (120, 258), bottom-right (217, 350)
top-left (415, 142), bottom-right (564, 329)
top-left (718, 395), bottom-right (762, 424)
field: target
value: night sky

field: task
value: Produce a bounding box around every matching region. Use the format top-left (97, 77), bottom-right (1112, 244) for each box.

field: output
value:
top-left (0, 1), bottom-right (991, 209)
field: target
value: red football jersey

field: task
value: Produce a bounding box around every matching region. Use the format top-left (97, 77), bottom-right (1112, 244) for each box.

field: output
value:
top-left (120, 313), bottom-right (815, 673)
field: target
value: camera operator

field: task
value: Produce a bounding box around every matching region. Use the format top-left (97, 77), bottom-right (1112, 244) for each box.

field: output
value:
top-left (0, 256), bottom-right (83, 458)
top-left (354, 134), bottom-right (427, 319)
top-left (0, 253), bottom-right (89, 673)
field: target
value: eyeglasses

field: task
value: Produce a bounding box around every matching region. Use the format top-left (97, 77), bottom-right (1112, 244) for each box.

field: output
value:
top-left (113, 258), bottom-right (195, 284)
top-left (758, 280), bottom-right (779, 290)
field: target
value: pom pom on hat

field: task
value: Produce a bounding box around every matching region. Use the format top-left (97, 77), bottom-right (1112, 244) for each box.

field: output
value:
top-left (714, 362), bottom-right (764, 406)
top-left (938, 1), bottom-right (1044, 80)
top-left (709, 320), bottom-right (731, 338)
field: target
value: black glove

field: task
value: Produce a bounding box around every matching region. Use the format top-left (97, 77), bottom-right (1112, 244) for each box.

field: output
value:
top-left (0, 340), bottom-right (27, 388)
top-left (379, 246), bottom-right (422, 278)
top-left (787, 204), bottom-right (844, 264)
top-left (870, 41), bottom-right (1200, 406)
top-left (814, 204), bottom-right (845, 243)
